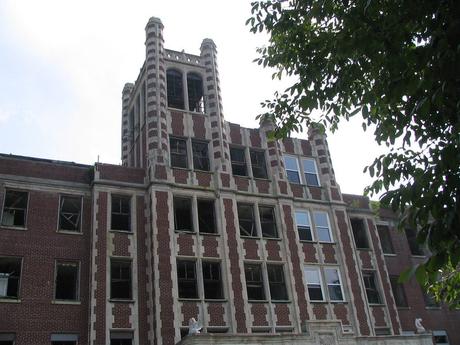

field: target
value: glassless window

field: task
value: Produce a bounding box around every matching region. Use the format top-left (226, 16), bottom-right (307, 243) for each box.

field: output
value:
top-left (111, 260), bottom-right (132, 299)
top-left (295, 210), bottom-right (313, 241)
top-left (250, 150), bottom-right (267, 179)
top-left (304, 267), bottom-right (323, 301)
top-left (267, 265), bottom-right (288, 301)
top-left (0, 257), bottom-right (21, 299)
top-left (324, 268), bottom-right (344, 301)
top-left (259, 206), bottom-right (278, 238)
top-left (389, 275), bottom-right (408, 307)
top-left (1, 190), bottom-right (28, 227)
top-left (111, 195), bottom-right (130, 231)
top-left (198, 199), bottom-right (216, 234)
top-left (237, 204), bottom-right (257, 237)
top-left (302, 159), bottom-right (320, 186)
top-left (363, 272), bottom-right (381, 304)
top-left (187, 73), bottom-right (204, 113)
top-left (284, 156), bottom-right (300, 183)
top-left (377, 225), bottom-right (395, 254)
top-left (59, 196), bottom-right (81, 232)
top-left (177, 260), bottom-right (198, 298)
top-left (202, 261), bottom-right (223, 299)
top-left (351, 218), bottom-right (369, 249)
top-left (166, 69), bottom-right (184, 109)
top-left (110, 332), bottom-right (133, 345)
top-left (192, 140), bottom-right (209, 171)
top-left (245, 264), bottom-right (265, 300)
top-left (314, 212), bottom-right (332, 242)
top-left (230, 147), bottom-right (247, 176)
top-left (55, 261), bottom-right (79, 301)
top-left (170, 137), bottom-right (188, 169)
top-left (405, 228), bottom-right (425, 256)
top-left (174, 197), bottom-right (193, 232)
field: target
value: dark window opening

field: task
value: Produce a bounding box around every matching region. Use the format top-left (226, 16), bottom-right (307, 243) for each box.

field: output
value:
top-left (177, 260), bottom-right (198, 298)
top-left (0, 334), bottom-right (15, 345)
top-left (202, 261), bottom-right (223, 299)
top-left (250, 150), bottom-right (267, 179)
top-left (167, 69), bottom-right (184, 109)
top-left (389, 276), bottom-right (408, 307)
top-left (374, 328), bottom-right (391, 336)
top-left (52, 342), bottom-right (76, 345)
top-left (111, 260), bottom-right (132, 299)
top-left (363, 272), bottom-right (381, 304)
top-left (1, 190), bottom-right (28, 227)
top-left (0, 257), bottom-right (21, 299)
top-left (110, 333), bottom-right (132, 345)
top-left (259, 206), bottom-right (278, 238)
top-left (230, 147), bottom-right (247, 176)
top-left (405, 228), bottom-right (425, 256)
top-left (174, 197), bottom-right (193, 232)
top-left (351, 218), bottom-right (369, 249)
top-left (198, 199), bottom-right (215, 234)
top-left (59, 196), bottom-right (81, 232)
top-left (305, 268), bottom-right (323, 301)
top-left (187, 73), bottom-right (204, 113)
top-left (111, 195), bottom-right (130, 231)
top-left (245, 264), bottom-right (265, 300)
top-left (192, 140), bottom-right (209, 171)
top-left (267, 265), bottom-right (288, 300)
top-left (377, 225), bottom-right (395, 254)
top-left (170, 137), bottom-right (188, 169)
top-left (237, 204), bottom-right (257, 237)
top-left (55, 261), bottom-right (79, 301)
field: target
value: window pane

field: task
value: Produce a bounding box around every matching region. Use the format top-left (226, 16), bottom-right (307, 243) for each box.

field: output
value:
top-left (187, 73), bottom-right (204, 113)
top-left (314, 212), bottom-right (332, 242)
top-left (267, 265), bottom-right (288, 300)
top-left (284, 156), bottom-right (298, 171)
top-left (167, 69), bottom-right (184, 109)
top-left (198, 199), bottom-right (215, 233)
top-left (174, 197), bottom-right (193, 232)
top-left (302, 159), bottom-right (319, 186)
top-left (245, 264), bottom-right (265, 300)
top-left (177, 260), bottom-right (198, 298)
top-left (230, 147), bottom-right (247, 176)
top-left (111, 196), bottom-right (130, 231)
top-left (250, 150), bottom-right (267, 179)
top-left (351, 218), bottom-right (369, 249)
top-left (111, 260), bottom-right (132, 299)
top-left (259, 206), bottom-right (278, 238)
top-left (170, 138), bottom-right (188, 168)
top-left (305, 268), bottom-right (320, 284)
top-left (325, 268), bottom-right (343, 301)
top-left (202, 262), bottom-right (223, 299)
top-left (0, 257), bottom-right (21, 299)
top-left (192, 141), bottom-right (209, 171)
top-left (55, 262), bottom-right (79, 300)
top-left (377, 225), bottom-right (395, 254)
top-left (296, 211), bottom-right (313, 241)
top-left (1, 190), bottom-right (28, 227)
top-left (363, 272), bottom-right (381, 304)
top-left (237, 204), bottom-right (256, 237)
top-left (59, 196), bottom-right (81, 231)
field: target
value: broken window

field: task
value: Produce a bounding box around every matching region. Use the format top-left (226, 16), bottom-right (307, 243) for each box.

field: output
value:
top-left (350, 218), bottom-right (369, 249)
top-left (250, 150), bottom-right (267, 179)
top-left (302, 158), bottom-right (320, 186)
top-left (174, 197), bottom-right (193, 232)
top-left (110, 259), bottom-right (132, 300)
top-left (198, 199), bottom-right (216, 234)
top-left (230, 147), bottom-right (247, 176)
top-left (59, 196), bottom-right (81, 232)
top-left (284, 156), bottom-right (300, 183)
top-left (110, 332), bottom-right (133, 345)
top-left (167, 69), bottom-right (184, 109)
top-left (0, 257), bottom-right (21, 299)
top-left (244, 264), bottom-right (265, 300)
top-left (237, 204), bottom-right (257, 237)
top-left (304, 266), bottom-right (324, 301)
top-left (187, 73), bottom-right (204, 113)
top-left (405, 228), bottom-right (425, 256)
top-left (259, 206), bottom-right (278, 238)
top-left (325, 268), bottom-right (344, 301)
top-left (55, 261), bottom-right (79, 301)
top-left (267, 265), bottom-right (288, 300)
top-left (51, 334), bottom-right (78, 345)
top-left (202, 261), bottom-right (223, 299)
top-left (390, 275), bottom-right (408, 307)
top-left (170, 137), bottom-right (188, 169)
top-left (363, 271), bottom-right (381, 304)
top-left (377, 225), bottom-right (395, 254)
top-left (1, 190), bottom-right (28, 227)
top-left (111, 195), bottom-right (131, 231)
top-left (192, 140), bottom-right (209, 171)
top-left (0, 334), bottom-right (15, 345)
top-left (295, 210), bottom-right (313, 241)
top-left (313, 211), bottom-right (333, 242)
top-left (177, 260), bottom-right (198, 298)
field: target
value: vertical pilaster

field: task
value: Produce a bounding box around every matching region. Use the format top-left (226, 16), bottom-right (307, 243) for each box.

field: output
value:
top-left (122, 83), bottom-right (134, 166)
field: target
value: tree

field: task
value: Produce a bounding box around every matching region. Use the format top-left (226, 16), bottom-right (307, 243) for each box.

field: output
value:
top-left (247, 0), bottom-right (460, 307)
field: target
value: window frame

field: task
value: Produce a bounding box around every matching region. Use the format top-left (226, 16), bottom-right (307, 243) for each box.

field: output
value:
top-left (110, 195), bottom-right (131, 232)
top-left (191, 140), bottom-right (210, 171)
top-left (230, 146), bottom-right (248, 177)
top-left (110, 259), bottom-right (132, 300)
top-left (324, 267), bottom-right (345, 302)
top-left (202, 261), bottom-right (224, 300)
top-left (377, 224), bottom-right (395, 254)
top-left (244, 263), bottom-right (265, 301)
top-left (350, 218), bottom-right (370, 249)
top-left (0, 256), bottom-right (22, 300)
top-left (295, 210), bottom-right (314, 241)
top-left (389, 275), bottom-right (408, 308)
top-left (173, 197), bottom-right (194, 232)
top-left (313, 211), bottom-right (333, 243)
top-left (405, 227), bottom-right (425, 256)
top-left (250, 149), bottom-right (268, 179)
top-left (166, 68), bottom-right (185, 110)
top-left (301, 158), bottom-right (320, 187)
top-left (170, 137), bottom-right (188, 169)
top-left (58, 195), bottom-right (82, 233)
top-left (0, 333), bottom-right (16, 345)
top-left (1, 190), bottom-right (29, 228)
top-left (54, 260), bottom-right (80, 302)
top-left (284, 155), bottom-right (301, 184)
top-left (304, 266), bottom-right (325, 301)
top-left (267, 264), bottom-right (288, 301)
top-left (237, 203), bottom-right (257, 238)
top-left (177, 259), bottom-right (198, 299)
top-left (362, 271), bottom-right (382, 304)
top-left (187, 72), bottom-right (205, 113)
top-left (258, 205), bottom-right (278, 239)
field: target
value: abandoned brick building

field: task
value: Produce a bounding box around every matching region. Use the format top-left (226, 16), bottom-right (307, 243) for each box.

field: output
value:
top-left (0, 16), bottom-right (459, 345)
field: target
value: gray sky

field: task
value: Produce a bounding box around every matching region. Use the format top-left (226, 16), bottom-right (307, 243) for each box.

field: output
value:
top-left (0, 0), bottom-right (385, 196)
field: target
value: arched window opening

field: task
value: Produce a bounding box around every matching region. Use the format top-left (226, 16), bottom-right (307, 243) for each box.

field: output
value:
top-left (167, 69), bottom-right (184, 109)
top-left (187, 73), bottom-right (204, 113)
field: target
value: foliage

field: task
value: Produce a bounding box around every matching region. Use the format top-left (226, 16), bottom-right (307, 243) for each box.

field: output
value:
top-left (247, 0), bottom-right (460, 306)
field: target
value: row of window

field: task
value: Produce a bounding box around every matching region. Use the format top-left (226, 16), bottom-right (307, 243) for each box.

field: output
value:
top-left (0, 332), bottom-right (134, 345)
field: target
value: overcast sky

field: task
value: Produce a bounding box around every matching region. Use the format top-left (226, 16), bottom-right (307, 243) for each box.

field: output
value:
top-left (0, 0), bottom-right (386, 196)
